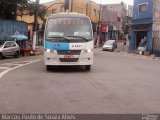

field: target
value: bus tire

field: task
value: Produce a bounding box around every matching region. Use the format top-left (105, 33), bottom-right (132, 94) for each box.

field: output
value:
top-left (85, 65), bottom-right (91, 71)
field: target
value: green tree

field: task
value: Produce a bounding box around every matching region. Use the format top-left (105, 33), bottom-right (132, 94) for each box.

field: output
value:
top-left (0, 0), bottom-right (46, 21)
top-left (0, 0), bottom-right (29, 20)
top-left (27, 1), bottom-right (47, 22)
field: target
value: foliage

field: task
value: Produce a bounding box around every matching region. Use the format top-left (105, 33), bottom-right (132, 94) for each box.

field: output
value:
top-left (28, 1), bottom-right (47, 22)
top-left (0, 0), bottom-right (46, 21)
top-left (0, 0), bottom-right (28, 20)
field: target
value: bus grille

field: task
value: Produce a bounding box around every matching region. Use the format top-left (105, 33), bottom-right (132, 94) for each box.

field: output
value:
top-left (59, 58), bottom-right (79, 62)
top-left (57, 50), bottom-right (81, 55)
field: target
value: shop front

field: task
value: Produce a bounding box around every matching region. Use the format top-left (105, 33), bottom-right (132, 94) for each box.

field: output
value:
top-left (108, 25), bottom-right (119, 40)
top-left (130, 19), bottom-right (152, 53)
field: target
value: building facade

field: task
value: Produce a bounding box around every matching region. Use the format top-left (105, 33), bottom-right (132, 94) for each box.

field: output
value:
top-left (152, 0), bottom-right (160, 55)
top-left (101, 2), bottom-right (127, 40)
top-left (17, 0), bottom-right (100, 42)
top-left (130, 0), bottom-right (153, 53)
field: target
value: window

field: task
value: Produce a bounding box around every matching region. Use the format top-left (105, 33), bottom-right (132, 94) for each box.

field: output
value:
top-left (61, 6), bottom-right (64, 12)
top-left (52, 9), bottom-right (56, 14)
top-left (4, 42), bottom-right (11, 48)
top-left (10, 42), bottom-right (16, 47)
top-left (46, 18), bottom-right (92, 40)
top-left (93, 9), bottom-right (97, 16)
top-left (139, 3), bottom-right (148, 12)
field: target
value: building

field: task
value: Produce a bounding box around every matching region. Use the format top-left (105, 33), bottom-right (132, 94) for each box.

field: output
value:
top-left (17, 0), bottom-right (100, 36)
top-left (152, 0), bottom-right (160, 55)
top-left (130, 0), bottom-right (154, 54)
top-left (126, 5), bottom-right (133, 38)
top-left (44, 0), bottom-right (100, 31)
top-left (101, 2), bottom-right (127, 40)
top-left (87, 1), bottom-right (100, 32)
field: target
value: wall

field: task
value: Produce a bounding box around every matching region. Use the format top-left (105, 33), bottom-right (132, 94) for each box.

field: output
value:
top-left (44, 0), bottom-right (64, 17)
top-left (132, 0), bottom-right (153, 20)
top-left (101, 6), bottom-right (121, 30)
top-left (101, 2), bottom-right (127, 31)
top-left (72, 0), bottom-right (89, 14)
top-left (151, 0), bottom-right (160, 52)
top-left (87, 1), bottom-right (100, 23)
top-left (17, 0), bottom-right (100, 25)
top-left (0, 20), bottom-right (28, 40)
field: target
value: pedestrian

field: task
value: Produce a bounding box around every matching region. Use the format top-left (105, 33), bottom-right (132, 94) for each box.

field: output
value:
top-left (124, 38), bottom-right (126, 46)
top-left (123, 38), bottom-right (126, 51)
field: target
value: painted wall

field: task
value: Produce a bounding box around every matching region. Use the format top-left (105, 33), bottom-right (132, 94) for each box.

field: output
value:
top-left (132, 0), bottom-right (153, 20)
top-left (17, 0), bottom-right (100, 25)
top-left (0, 20), bottom-right (28, 40)
top-left (87, 1), bottom-right (100, 23)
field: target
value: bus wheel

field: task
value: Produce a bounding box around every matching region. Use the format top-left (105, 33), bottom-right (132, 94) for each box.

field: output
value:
top-left (85, 65), bottom-right (91, 71)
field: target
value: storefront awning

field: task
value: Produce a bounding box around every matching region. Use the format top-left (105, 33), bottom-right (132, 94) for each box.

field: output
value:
top-left (132, 18), bottom-right (152, 25)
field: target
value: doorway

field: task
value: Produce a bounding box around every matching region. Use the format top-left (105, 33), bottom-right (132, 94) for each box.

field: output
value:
top-left (135, 31), bottom-right (147, 48)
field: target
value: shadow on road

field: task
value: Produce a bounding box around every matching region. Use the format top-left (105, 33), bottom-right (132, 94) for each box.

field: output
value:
top-left (46, 66), bottom-right (90, 73)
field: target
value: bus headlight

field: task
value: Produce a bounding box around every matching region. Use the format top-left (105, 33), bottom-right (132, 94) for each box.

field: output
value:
top-left (85, 49), bottom-right (92, 53)
top-left (45, 49), bottom-right (54, 53)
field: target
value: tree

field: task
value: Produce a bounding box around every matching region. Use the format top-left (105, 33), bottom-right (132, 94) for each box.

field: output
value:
top-left (0, 0), bottom-right (46, 21)
top-left (27, 1), bottom-right (47, 22)
top-left (0, 0), bottom-right (29, 20)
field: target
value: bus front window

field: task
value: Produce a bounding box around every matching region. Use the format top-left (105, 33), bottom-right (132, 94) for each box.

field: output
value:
top-left (46, 18), bottom-right (92, 40)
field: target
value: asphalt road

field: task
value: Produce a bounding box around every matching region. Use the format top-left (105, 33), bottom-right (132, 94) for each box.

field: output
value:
top-left (0, 49), bottom-right (160, 114)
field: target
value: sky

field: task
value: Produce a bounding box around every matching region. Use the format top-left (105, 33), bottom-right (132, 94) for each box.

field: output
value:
top-left (40, 0), bottom-right (134, 5)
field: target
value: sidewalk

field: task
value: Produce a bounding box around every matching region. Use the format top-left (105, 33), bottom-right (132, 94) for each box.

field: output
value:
top-left (115, 41), bottom-right (159, 60)
top-left (30, 46), bottom-right (44, 56)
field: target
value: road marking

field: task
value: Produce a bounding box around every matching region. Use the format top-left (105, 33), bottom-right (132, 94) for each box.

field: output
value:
top-left (0, 67), bottom-right (9, 69)
top-left (0, 59), bottom-right (42, 79)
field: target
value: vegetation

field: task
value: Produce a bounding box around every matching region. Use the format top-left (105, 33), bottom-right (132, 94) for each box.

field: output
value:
top-left (0, 0), bottom-right (46, 21)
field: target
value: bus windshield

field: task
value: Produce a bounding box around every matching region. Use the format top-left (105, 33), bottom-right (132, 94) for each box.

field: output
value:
top-left (45, 18), bottom-right (92, 40)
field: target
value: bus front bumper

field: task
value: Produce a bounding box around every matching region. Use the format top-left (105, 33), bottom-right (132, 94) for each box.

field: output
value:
top-left (44, 52), bottom-right (93, 66)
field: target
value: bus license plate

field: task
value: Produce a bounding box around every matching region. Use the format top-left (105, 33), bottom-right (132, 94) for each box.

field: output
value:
top-left (64, 55), bottom-right (74, 59)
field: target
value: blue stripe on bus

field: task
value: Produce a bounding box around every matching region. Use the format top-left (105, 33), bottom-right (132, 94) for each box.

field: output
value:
top-left (45, 41), bottom-right (69, 50)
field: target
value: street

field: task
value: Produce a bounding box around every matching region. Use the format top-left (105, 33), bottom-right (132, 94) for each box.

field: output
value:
top-left (0, 49), bottom-right (160, 113)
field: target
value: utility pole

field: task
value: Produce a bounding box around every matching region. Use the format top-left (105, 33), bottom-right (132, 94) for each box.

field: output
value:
top-left (33, 0), bottom-right (39, 50)
top-left (95, 4), bottom-right (101, 47)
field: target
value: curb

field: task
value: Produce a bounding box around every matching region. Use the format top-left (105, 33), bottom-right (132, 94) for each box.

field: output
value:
top-left (117, 51), bottom-right (159, 60)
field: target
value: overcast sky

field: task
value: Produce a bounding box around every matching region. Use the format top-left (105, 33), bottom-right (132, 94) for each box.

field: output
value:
top-left (40, 0), bottom-right (134, 5)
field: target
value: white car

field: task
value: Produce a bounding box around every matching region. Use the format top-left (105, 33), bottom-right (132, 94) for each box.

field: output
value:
top-left (0, 41), bottom-right (20, 59)
top-left (102, 40), bottom-right (117, 51)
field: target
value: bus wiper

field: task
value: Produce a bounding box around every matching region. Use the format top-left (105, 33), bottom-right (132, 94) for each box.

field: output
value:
top-left (66, 36), bottom-right (89, 41)
top-left (48, 35), bottom-right (70, 41)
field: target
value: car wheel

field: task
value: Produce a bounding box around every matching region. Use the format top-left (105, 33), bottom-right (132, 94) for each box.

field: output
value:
top-left (85, 65), bottom-right (91, 71)
top-left (110, 48), bottom-right (114, 52)
top-left (14, 51), bottom-right (20, 58)
top-left (0, 53), bottom-right (3, 60)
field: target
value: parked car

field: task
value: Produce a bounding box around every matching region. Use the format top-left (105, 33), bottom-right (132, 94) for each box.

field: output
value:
top-left (0, 41), bottom-right (20, 59)
top-left (102, 40), bottom-right (117, 51)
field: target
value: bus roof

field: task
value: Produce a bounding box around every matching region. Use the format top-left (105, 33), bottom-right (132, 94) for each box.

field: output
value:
top-left (49, 12), bottom-right (90, 19)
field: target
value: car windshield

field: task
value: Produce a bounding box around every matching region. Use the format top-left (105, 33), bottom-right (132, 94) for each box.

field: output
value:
top-left (0, 41), bottom-right (5, 47)
top-left (45, 17), bottom-right (92, 40)
top-left (105, 40), bottom-right (115, 45)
